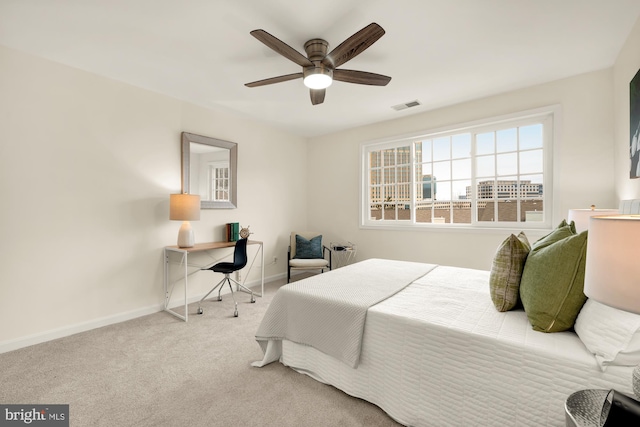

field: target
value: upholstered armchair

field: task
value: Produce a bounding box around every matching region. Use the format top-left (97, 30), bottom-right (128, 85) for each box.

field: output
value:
top-left (287, 232), bottom-right (331, 283)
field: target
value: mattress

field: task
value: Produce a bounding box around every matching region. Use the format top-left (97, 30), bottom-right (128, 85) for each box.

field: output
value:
top-left (276, 265), bottom-right (634, 427)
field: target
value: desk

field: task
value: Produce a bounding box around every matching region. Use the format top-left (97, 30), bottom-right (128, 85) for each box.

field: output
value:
top-left (163, 240), bottom-right (264, 321)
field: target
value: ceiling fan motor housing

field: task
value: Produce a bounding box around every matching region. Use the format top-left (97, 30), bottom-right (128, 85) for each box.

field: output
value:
top-left (304, 38), bottom-right (329, 62)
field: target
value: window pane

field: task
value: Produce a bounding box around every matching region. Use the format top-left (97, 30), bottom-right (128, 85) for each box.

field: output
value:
top-left (419, 176), bottom-right (435, 199)
top-left (497, 199), bottom-right (518, 222)
top-left (433, 160), bottom-right (451, 181)
top-left (433, 137), bottom-right (450, 161)
top-left (370, 151), bottom-right (381, 168)
top-left (435, 181), bottom-right (451, 200)
top-left (496, 177), bottom-right (517, 199)
top-left (522, 199), bottom-right (543, 222)
top-left (452, 158), bottom-right (471, 180)
top-left (452, 180), bottom-right (470, 201)
top-left (369, 204), bottom-right (381, 220)
top-left (519, 124), bottom-right (543, 150)
top-left (383, 205), bottom-right (397, 220)
top-left (416, 201), bottom-right (433, 223)
top-left (477, 180), bottom-right (495, 199)
top-left (497, 128), bottom-right (517, 152)
top-left (452, 200), bottom-right (472, 223)
top-left (370, 169), bottom-right (381, 185)
top-left (397, 146), bottom-right (411, 165)
top-left (497, 152), bottom-right (518, 175)
top-left (418, 140), bottom-right (432, 162)
top-left (417, 163), bottom-right (432, 178)
top-left (477, 132), bottom-right (494, 155)
top-left (383, 167), bottom-right (395, 184)
top-left (520, 174), bottom-right (544, 197)
top-left (432, 203), bottom-right (450, 223)
top-left (398, 165), bottom-right (410, 184)
top-left (383, 149), bottom-right (396, 166)
top-left (476, 155), bottom-right (495, 178)
top-left (452, 133), bottom-right (471, 159)
top-left (519, 149), bottom-right (543, 174)
top-left (398, 183), bottom-right (411, 203)
top-left (478, 200), bottom-right (496, 222)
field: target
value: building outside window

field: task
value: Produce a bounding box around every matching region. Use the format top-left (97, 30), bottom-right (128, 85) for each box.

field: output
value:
top-left (362, 107), bottom-right (555, 229)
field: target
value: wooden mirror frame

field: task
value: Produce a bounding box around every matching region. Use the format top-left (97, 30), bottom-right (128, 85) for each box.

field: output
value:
top-left (181, 132), bottom-right (238, 209)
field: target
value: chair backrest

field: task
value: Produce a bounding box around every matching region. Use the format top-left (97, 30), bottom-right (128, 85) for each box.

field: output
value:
top-left (233, 238), bottom-right (249, 270)
top-left (290, 231), bottom-right (322, 259)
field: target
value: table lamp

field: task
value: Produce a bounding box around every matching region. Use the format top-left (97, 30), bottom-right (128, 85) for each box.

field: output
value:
top-left (584, 214), bottom-right (640, 398)
top-left (169, 193), bottom-right (200, 248)
top-left (568, 205), bottom-right (619, 233)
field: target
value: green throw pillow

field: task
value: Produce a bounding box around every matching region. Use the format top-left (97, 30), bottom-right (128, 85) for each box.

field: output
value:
top-left (489, 232), bottom-right (531, 312)
top-left (519, 228), bottom-right (588, 332)
top-left (532, 220), bottom-right (576, 251)
top-left (294, 234), bottom-right (323, 259)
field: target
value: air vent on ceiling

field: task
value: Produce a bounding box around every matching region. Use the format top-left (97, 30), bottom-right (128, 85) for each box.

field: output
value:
top-left (391, 100), bottom-right (421, 111)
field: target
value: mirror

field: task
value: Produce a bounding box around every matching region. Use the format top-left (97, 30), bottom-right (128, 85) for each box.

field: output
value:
top-left (181, 132), bottom-right (237, 209)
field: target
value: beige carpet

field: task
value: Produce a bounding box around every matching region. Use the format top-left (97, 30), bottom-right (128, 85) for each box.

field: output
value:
top-left (0, 275), bottom-right (401, 427)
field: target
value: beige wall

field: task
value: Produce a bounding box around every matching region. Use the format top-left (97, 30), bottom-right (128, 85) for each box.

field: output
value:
top-left (614, 16), bottom-right (640, 200)
top-left (307, 69), bottom-right (617, 270)
top-left (3, 14), bottom-right (639, 351)
top-left (0, 45), bottom-right (306, 349)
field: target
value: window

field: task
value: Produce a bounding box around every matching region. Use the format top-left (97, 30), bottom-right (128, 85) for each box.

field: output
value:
top-left (208, 162), bottom-right (230, 202)
top-left (361, 108), bottom-right (555, 229)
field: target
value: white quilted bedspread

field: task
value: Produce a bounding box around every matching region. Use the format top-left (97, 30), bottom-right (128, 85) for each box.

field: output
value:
top-left (254, 258), bottom-right (436, 368)
top-left (279, 265), bottom-right (635, 427)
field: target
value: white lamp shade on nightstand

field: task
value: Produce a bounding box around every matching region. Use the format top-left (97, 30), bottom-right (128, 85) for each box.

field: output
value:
top-left (169, 194), bottom-right (200, 248)
top-left (584, 214), bottom-right (640, 400)
top-left (584, 215), bottom-right (640, 314)
top-left (568, 207), bottom-right (618, 233)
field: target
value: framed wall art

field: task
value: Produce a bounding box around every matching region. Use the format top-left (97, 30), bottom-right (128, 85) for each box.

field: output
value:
top-left (630, 68), bottom-right (640, 178)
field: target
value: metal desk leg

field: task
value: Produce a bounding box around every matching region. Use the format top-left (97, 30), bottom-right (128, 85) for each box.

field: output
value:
top-left (164, 248), bottom-right (188, 322)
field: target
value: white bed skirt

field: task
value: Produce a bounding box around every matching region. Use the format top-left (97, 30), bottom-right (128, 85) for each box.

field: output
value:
top-left (275, 266), bottom-right (635, 427)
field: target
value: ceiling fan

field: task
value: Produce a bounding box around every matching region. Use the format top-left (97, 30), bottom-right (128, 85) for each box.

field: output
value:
top-left (244, 23), bottom-right (391, 105)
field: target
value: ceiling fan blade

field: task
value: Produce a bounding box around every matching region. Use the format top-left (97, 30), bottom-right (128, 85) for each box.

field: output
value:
top-left (245, 72), bottom-right (303, 87)
top-left (322, 23), bottom-right (385, 68)
top-left (333, 69), bottom-right (391, 86)
top-left (250, 29), bottom-right (314, 67)
top-left (310, 89), bottom-right (325, 105)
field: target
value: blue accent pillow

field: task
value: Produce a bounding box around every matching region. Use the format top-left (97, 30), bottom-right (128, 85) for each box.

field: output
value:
top-left (295, 234), bottom-right (322, 259)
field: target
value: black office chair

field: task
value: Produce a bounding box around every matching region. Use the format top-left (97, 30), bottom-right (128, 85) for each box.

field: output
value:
top-left (197, 238), bottom-right (255, 317)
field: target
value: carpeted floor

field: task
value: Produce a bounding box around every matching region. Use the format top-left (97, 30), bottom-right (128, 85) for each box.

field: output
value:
top-left (0, 275), bottom-right (401, 426)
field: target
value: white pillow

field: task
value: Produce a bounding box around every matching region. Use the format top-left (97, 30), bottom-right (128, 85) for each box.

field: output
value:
top-left (575, 298), bottom-right (640, 371)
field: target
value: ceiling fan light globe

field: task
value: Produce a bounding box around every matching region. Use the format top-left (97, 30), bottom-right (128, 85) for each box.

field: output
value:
top-left (303, 73), bottom-right (332, 89)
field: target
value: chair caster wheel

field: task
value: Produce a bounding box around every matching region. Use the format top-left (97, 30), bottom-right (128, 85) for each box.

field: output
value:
top-left (250, 297), bottom-right (256, 303)
top-left (218, 297), bottom-right (222, 301)
top-left (197, 308), bottom-right (203, 315)
top-left (234, 310), bottom-right (238, 317)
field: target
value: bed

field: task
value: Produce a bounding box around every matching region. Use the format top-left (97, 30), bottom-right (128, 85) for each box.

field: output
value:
top-left (253, 255), bottom-right (638, 425)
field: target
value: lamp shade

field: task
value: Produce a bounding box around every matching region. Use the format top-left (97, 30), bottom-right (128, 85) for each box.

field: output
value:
top-left (568, 206), bottom-right (618, 233)
top-left (169, 194), bottom-right (200, 221)
top-left (584, 215), bottom-right (640, 314)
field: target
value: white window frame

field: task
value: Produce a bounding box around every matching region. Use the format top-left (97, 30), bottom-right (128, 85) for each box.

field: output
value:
top-left (360, 106), bottom-right (557, 231)
top-left (208, 161), bottom-right (230, 202)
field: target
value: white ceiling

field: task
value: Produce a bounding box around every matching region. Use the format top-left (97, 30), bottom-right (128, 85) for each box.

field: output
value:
top-left (2, 0), bottom-right (640, 138)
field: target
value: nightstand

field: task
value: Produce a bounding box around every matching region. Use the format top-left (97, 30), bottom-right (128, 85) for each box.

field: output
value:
top-left (328, 242), bottom-right (357, 269)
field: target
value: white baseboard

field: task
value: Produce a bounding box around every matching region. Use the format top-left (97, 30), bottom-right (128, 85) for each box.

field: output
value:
top-left (0, 273), bottom-right (286, 355)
